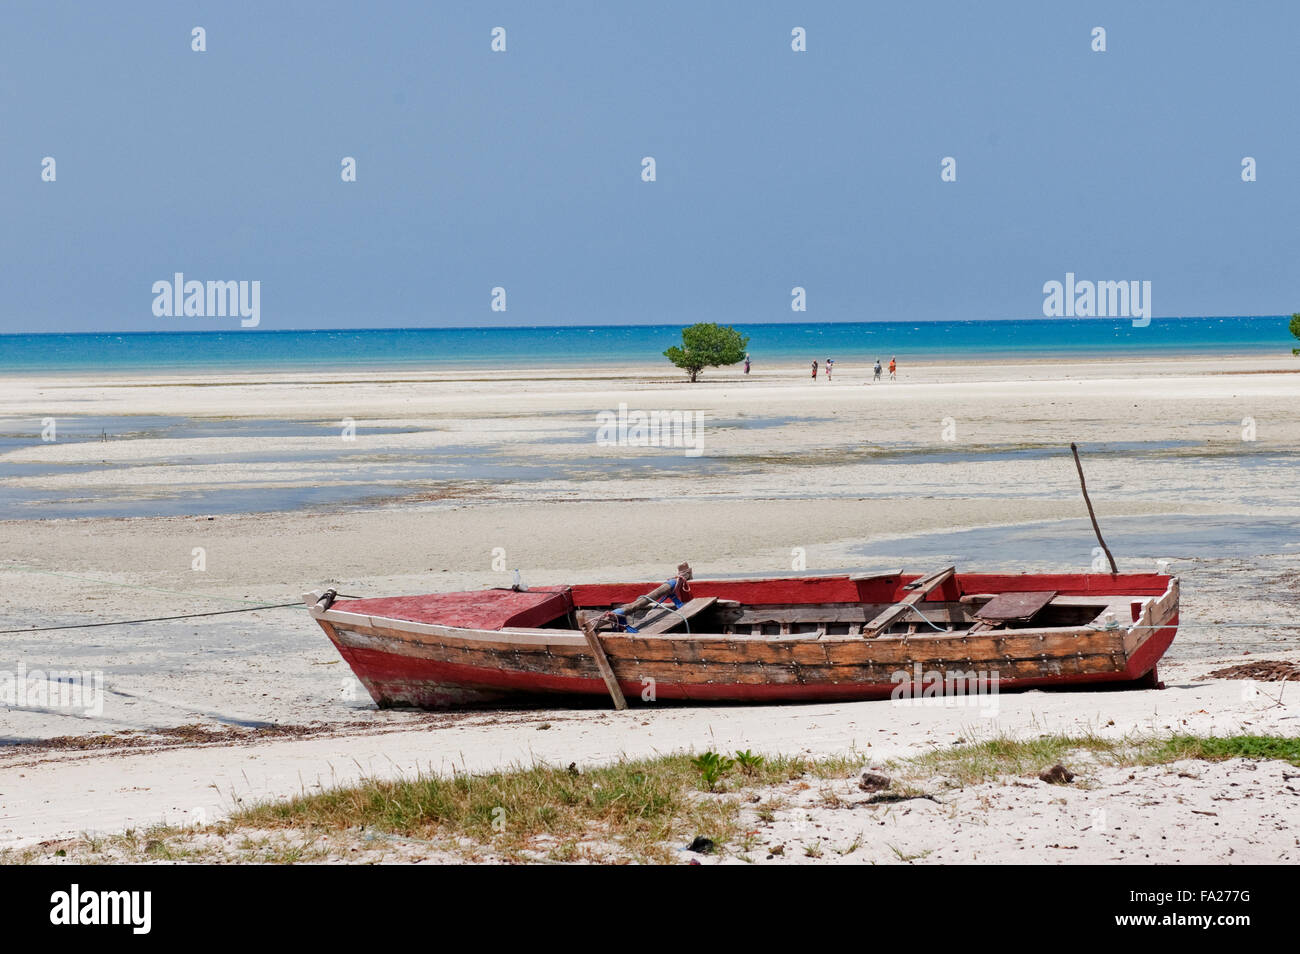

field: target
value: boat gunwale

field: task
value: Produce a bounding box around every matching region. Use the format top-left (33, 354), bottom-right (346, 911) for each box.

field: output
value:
top-left (306, 576), bottom-right (1179, 649)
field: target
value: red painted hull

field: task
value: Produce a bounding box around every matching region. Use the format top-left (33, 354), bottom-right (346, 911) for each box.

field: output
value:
top-left (333, 618), bottom-right (1178, 707)
top-left (307, 572), bottom-right (1181, 709)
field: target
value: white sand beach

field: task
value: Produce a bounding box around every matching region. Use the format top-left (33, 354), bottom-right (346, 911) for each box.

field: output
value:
top-left (1, 353), bottom-right (1298, 860)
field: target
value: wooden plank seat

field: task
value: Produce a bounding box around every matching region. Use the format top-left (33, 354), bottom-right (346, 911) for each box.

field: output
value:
top-left (1049, 594), bottom-right (1152, 627)
top-left (966, 590), bottom-right (1057, 635)
top-left (634, 597), bottom-right (718, 635)
top-left (975, 590), bottom-right (1058, 622)
top-left (1049, 594), bottom-right (1148, 609)
top-left (861, 566), bottom-right (956, 638)
top-left (731, 605), bottom-right (874, 624)
top-left (963, 593), bottom-right (1146, 607)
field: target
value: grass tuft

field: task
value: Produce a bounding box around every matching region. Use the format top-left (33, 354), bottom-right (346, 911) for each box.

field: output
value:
top-left (1142, 734), bottom-right (1300, 767)
top-left (898, 731), bottom-right (1122, 786)
top-left (232, 754), bottom-right (736, 863)
top-left (895, 732), bottom-right (1300, 786)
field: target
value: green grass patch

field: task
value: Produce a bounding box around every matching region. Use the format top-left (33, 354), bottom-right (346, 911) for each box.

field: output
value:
top-left (898, 732), bottom-right (1124, 786)
top-left (234, 756), bottom-right (709, 863)
top-left (229, 750), bottom-right (859, 863)
top-left (895, 732), bottom-right (1300, 786)
top-left (1142, 734), bottom-right (1300, 767)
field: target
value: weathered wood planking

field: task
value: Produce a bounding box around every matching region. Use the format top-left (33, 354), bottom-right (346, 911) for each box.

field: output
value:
top-left (328, 621), bottom-right (1126, 687)
top-left (308, 572), bottom-right (1180, 708)
top-left (329, 618), bottom-right (1127, 673)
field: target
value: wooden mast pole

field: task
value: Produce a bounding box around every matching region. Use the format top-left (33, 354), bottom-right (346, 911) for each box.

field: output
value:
top-left (1071, 442), bottom-right (1118, 575)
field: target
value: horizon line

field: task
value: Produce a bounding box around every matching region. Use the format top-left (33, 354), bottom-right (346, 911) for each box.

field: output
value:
top-left (0, 315), bottom-right (1285, 338)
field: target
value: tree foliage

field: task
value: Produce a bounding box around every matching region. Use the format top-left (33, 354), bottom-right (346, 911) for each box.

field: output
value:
top-left (1291, 313), bottom-right (1300, 356)
top-left (664, 322), bottom-right (750, 382)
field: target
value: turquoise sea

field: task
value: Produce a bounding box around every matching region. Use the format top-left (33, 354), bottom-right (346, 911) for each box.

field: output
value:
top-left (0, 317), bottom-right (1290, 373)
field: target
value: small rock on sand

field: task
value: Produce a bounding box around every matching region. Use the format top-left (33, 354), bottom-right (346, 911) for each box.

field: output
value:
top-left (687, 836), bottom-right (715, 854)
top-left (1038, 764), bottom-right (1076, 784)
top-left (859, 768), bottom-right (892, 792)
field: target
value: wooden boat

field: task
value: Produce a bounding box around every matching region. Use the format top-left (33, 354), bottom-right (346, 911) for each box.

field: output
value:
top-left (304, 563), bottom-right (1180, 710)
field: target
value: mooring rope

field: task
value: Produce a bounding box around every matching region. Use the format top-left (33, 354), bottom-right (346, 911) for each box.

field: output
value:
top-left (0, 594), bottom-right (376, 635)
top-left (0, 601), bottom-right (304, 634)
top-left (0, 560), bottom-right (367, 634)
top-left (1130, 621), bottom-right (1300, 631)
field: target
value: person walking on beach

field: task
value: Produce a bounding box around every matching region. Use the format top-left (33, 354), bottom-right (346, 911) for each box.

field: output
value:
top-left (811, 359), bottom-right (818, 380)
top-left (873, 359), bottom-right (882, 382)
top-left (825, 358), bottom-right (834, 381)
top-left (889, 356), bottom-right (896, 381)
top-left (744, 354), bottom-right (751, 375)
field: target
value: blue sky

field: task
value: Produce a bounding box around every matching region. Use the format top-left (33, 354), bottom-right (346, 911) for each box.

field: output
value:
top-left (2, 1), bottom-right (1297, 332)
